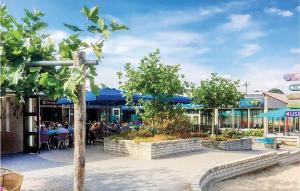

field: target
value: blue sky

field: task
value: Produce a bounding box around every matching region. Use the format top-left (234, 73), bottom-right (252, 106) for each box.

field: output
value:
top-left (3, 0), bottom-right (300, 93)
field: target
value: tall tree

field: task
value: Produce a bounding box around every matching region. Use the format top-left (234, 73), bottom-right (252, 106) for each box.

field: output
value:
top-left (191, 73), bottom-right (243, 134)
top-left (0, 5), bottom-right (127, 191)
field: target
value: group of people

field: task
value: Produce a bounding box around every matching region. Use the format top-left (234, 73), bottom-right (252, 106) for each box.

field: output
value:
top-left (40, 121), bottom-right (74, 134)
top-left (39, 121), bottom-right (74, 150)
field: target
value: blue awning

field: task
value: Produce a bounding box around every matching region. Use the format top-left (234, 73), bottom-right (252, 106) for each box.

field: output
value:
top-left (56, 91), bottom-right (96, 104)
top-left (57, 87), bottom-right (191, 105)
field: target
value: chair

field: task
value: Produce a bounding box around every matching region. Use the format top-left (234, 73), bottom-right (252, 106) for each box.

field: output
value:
top-left (40, 134), bottom-right (50, 150)
top-left (57, 133), bottom-right (68, 149)
top-left (0, 172), bottom-right (23, 191)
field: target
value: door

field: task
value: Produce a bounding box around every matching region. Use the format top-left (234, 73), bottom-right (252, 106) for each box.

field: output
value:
top-left (23, 96), bottom-right (40, 153)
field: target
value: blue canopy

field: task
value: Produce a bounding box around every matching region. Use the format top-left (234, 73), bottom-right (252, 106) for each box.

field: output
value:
top-left (57, 87), bottom-right (191, 105)
top-left (56, 91), bottom-right (96, 104)
top-left (258, 108), bottom-right (300, 118)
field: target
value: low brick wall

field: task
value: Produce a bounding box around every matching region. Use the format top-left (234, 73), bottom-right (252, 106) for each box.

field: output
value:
top-left (104, 138), bottom-right (201, 159)
top-left (191, 151), bottom-right (300, 191)
top-left (201, 138), bottom-right (252, 150)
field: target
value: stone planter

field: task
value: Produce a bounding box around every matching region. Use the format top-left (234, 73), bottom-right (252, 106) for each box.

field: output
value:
top-left (104, 138), bottom-right (201, 159)
top-left (201, 137), bottom-right (252, 150)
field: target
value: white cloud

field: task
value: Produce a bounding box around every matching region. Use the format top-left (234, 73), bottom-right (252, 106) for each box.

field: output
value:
top-left (264, 7), bottom-right (293, 17)
top-left (48, 30), bottom-right (68, 45)
top-left (290, 48), bottom-right (300, 54)
top-left (239, 63), bottom-right (300, 93)
top-left (158, 7), bottom-right (224, 26)
top-left (238, 44), bottom-right (261, 57)
top-left (297, 6), bottom-right (300, 12)
top-left (241, 31), bottom-right (266, 40)
top-left (220, 14), bottom-right (252, 32)
top-left (79, 31), bottom-right (212, 88)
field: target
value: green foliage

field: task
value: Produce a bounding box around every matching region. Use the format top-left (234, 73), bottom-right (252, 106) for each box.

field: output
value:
top-left (118, 50), bottom-right (191, 135)
top-left (191, 73), bottom-right (243, 109)
top-left (268, 88), bottom-right (284, 94)
top-left (0, 4), bottom-right (127, 102)
top-left (243, 129), bottom-right (263, 137)
top-left (221, 129), bottom-right (242, 138)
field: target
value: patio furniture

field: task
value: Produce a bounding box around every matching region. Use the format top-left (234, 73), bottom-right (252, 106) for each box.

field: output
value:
top-left (0, 168), bottom-right (11, 175)
top-left (40, 134), bottom-right (50, 150)
top-left (0, 172), bottom-right (23, 191)
top-left (57, 133), bottom-right (68, 149)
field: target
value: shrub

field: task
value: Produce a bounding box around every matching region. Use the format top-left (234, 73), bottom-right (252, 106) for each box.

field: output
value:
top-left (242, 129), bottom-right (264, 137)
top-left (142, 111), bottom-right (192, 138)
top-left (221, 129), bottom-right (242, 138)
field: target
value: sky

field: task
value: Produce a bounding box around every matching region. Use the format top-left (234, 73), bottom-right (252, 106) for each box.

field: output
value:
top-left (3, 0), bottom-right (300, 94)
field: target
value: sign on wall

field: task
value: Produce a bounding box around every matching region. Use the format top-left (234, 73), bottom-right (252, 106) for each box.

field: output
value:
top-left (283, 73), bottom-right (300, 81)
top-left (289, 84), bottom-right (300, 91)
top-left (285, 111), bottom-right (300, 117)
top-left (240, 98), bottom-right (264, 108)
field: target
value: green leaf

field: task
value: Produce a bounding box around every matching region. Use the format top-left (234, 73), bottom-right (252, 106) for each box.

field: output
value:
top-left (64, 23), bottom-right (83, 32)
top-left (39, 72), bottom-right (48, 85)
top-left (102, 29), bottom-right (110, 38)
top-left (47, 78), bottom-right (57, 86)
top-left (87, 25), bottom-right (101, 33)
top-left (90, 79), bottom-right (99, 95)
top-left (91, 43), bottom-right (103, 59)
top-left (110, 21), bottom-right (129, 31)
top-left (81, 6), bottom-right (90, 18)
top-left (97, 18), bottom-right (105, 30)
top-left (29, 67), bottom-right (41, 73)
top-left (89, 6), bottom-right (99, 23)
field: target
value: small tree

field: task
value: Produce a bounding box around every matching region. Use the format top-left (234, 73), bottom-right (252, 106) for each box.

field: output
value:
top-left (118, 50), bottom-right (191, 136)
top-left (191, 73), bottom-right (243, 135)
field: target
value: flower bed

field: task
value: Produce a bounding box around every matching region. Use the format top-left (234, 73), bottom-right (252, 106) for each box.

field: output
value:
top-left (104, 138), bottom-right (201, 159)
top-left (201, 138), bottom-right (252, 150)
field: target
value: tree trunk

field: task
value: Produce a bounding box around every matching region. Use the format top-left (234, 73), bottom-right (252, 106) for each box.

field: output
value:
top-left (73, 51), bottom-right (86, 191)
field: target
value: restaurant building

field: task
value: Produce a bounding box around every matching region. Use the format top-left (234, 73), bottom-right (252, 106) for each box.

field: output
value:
top-left (1, 90), bottom-right (299, 154)
top-left (185, 92), bottom-right (299, 135)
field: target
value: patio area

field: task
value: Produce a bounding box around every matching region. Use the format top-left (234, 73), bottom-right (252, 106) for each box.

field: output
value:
top-left (1, 143), bottom-right (293, 191)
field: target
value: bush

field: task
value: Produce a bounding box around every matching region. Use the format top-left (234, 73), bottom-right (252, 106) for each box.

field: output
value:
top-left (242, 129), bottom-right (263, 137)
top-left (221, 129), bottom-right (242, 139)
top-left (142, 111), bottom-right (192, 138)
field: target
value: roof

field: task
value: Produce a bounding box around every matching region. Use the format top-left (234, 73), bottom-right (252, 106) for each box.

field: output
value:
top-left (263, 92), bottom-right (289, 104)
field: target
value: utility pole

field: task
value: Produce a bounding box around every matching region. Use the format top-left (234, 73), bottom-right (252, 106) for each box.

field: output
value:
top-left (242, 81), bottom-right (250, 93)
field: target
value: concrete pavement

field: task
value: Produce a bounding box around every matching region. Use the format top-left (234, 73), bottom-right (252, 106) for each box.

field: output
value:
top-left (1, 143), bottom-right (292, 191)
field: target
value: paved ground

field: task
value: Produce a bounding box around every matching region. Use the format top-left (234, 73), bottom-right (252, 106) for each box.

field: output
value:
top-left (1, 143), bottom-right (298, 191)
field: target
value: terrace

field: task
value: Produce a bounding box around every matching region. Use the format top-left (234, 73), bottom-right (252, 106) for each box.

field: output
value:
top-left (1, 143), bottom-right (279, 191)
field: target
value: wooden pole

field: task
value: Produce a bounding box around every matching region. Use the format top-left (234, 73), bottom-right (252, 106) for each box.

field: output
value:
top-left (73, 51), bottom-right (86, 191)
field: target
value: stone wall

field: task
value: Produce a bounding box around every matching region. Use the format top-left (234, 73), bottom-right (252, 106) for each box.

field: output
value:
top-left (191, 151), bottom-right (300, 191)
top-left (201, 138), bottom-right (252, 150)
top-left (104, 138), bottom-right (201, 160)
top-left (1, 96), bottom-right (24, 154)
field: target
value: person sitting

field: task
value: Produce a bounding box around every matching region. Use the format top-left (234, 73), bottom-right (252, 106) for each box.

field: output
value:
top-left (121, 123), bottom-right (131, 133)
top-left (89, 121), bottom-right (99, 145)
top-left (58, 124), bottom-right (69, 134)
top-left (40, 124), bottom-right (48, 134)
